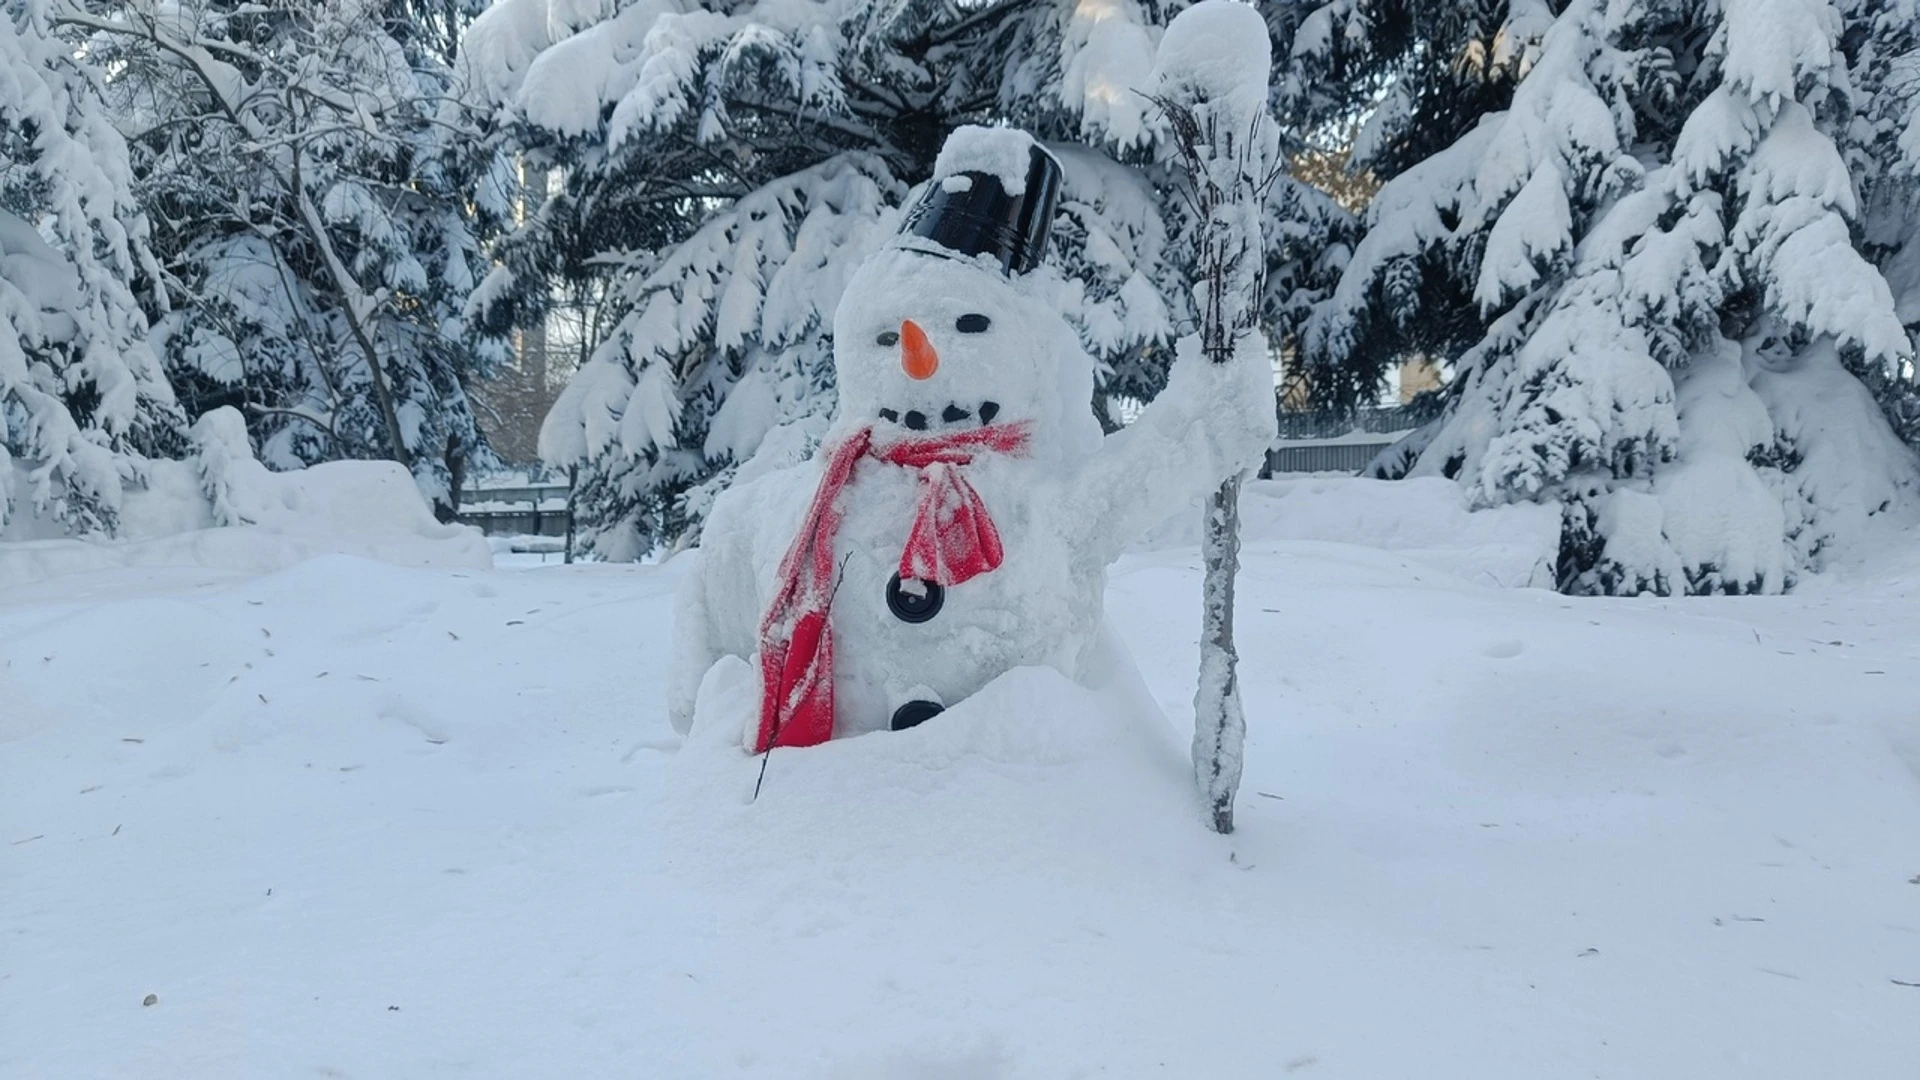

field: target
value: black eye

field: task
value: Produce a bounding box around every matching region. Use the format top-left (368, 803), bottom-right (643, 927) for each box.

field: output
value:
top-left (876, 330), bottom-right (899, 347)
top-left (956, 313), bottom-right (991, 333)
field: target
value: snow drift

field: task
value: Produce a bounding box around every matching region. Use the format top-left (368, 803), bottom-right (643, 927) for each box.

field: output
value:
top-left (0, 408), bottom-right (488, 589)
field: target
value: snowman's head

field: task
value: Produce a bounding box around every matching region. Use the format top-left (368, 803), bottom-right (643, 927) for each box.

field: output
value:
top-left (830, 128), bottom-right (1101, 464)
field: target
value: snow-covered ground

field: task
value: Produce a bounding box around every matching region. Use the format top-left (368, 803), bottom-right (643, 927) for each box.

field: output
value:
top-left (5, 478), bottom-right (1919, 1078)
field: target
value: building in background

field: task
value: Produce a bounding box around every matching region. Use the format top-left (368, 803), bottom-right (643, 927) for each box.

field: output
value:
top-left (469, 164), bottom-right (606, 468)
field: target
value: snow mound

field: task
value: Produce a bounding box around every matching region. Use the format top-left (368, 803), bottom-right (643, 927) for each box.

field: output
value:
top-left (932, 125), bottom-right (1039, 199)
top-left (1147, 0), bottom-right (1272, 118)
top-left (8, 533), bottom-right (1920, 1075)
top-left (671, 629), bottom-right (1204, 867)
top-left (1138, 476), bottom-right (1561, 588)
top-left (0, 412), bottom-right (488, 589)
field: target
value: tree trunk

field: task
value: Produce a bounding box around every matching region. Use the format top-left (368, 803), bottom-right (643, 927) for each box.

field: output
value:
top-left (289, 145), bottom-right (413, 473)
top-left (437, 435), bottom-right (466, 523)
top-left (1195, 473), bottom-right (1245, 832)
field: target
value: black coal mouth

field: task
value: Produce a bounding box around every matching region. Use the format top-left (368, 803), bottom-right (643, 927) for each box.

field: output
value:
top-left (879, 400), bottom-right (1001, 430)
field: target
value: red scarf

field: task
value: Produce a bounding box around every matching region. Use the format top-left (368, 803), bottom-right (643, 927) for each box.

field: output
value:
top-left (754, 422), bottom-right (1030, 752)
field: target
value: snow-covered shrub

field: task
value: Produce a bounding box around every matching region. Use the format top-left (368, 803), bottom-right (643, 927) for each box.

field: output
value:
top-left (190, 406), bottom-right (281, 529)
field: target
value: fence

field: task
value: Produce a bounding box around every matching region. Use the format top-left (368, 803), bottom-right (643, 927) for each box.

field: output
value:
top-left (457, 473), bottom-right (577, 562)
top-left (1272, 405), bottom-right (1425, 441)
top-left (1263, 405), bottom-right (1422, 476)
top-left (459, 406), bottom-right (1426, 550)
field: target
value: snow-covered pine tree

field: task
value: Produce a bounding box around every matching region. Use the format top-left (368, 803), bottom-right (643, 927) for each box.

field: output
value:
top-left (1842, 0), bottom-right (1920, 445)
top-left (1314, 0), bottom-right (1677, 581)
top-left (1692, 0), bottom-right (1919, 586)
top-left (64, 0), bottom-right (505, 519)
top-left (460, 0), bottom-right (1353, 557)
top-left (1309, 0), bottom-right (1919, 594)
top-left (1, 0), bottom-right (188, 537)
top-left (1287, 0), bottom-right (1550, 414)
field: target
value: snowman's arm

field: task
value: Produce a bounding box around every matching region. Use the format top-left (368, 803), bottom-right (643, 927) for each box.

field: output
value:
top-left (1068, 333), bottom-right (1276, 565)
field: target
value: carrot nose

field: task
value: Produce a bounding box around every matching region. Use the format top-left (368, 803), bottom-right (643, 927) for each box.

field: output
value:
top-left (899, 319), bottom-right (939, 380)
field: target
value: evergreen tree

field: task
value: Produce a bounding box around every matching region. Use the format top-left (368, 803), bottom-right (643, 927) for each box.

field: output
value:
top-left (1842, 0), bottom-right (1920, 445)
top-left (62, 0), bottom-right (506, 519)
top-left (1308, 0), bottom-right (1919, 594)
top-left (1, 0), bottom-right (188, 536)
top-left (1285, 0), bottom-right (1547, 413)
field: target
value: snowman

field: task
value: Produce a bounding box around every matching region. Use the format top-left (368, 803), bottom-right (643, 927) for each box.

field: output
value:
top-left (670, 126), bottom-right (1275, 750)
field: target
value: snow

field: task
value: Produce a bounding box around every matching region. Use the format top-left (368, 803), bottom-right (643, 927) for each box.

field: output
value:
top-left (1732, 104), bottom-right (1909, 366)
top-left (1475, 160), bottom-right (1572, 310)
top-left (1653, 339), bottom-right (1787, 594)
top-left (931, 125), bottom-right (1039, 199)
top-left (1140, 476), bottom-right (1562, 588)
top-left (0, 419), bottom-right (489, 590)
top-left (1044, 143), bottom-right (1177, 364)
top-left (1146, 0), bottom-right (1271, 120)
top-left (1056, 0), bottom-right (1161, 150)
top-left (8, 481), bottom-right (1920, 1077)
top-left (1748, 338), bottom-right (1920, 569)
top-left (0, 210), bottom-right (83, 319)
top-left (1720, 0), bottom-right (1839, 107)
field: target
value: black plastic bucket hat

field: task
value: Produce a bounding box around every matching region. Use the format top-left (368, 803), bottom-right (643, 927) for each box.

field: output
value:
top-left (897, 141), bottom-right (1063, 276)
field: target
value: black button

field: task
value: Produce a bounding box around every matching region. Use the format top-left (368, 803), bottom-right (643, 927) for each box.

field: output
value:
top-left (878, 408), bottom-right (898, 422)
top-left (903, 410), bottom-right (928, 430)
top-left (891, 700), bottom-right (944, 731)
top-left (941, 403), bottom-right (970, 423)
top-left (886, 572), bottom-right (943, 623)
top-left (978, 401), bottom-right (1000, 424)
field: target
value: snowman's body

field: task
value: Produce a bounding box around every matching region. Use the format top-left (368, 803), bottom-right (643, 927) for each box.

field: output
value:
top-left (687, 444), bottom-right (1111, 736)
top-left (670, 135), bottom-right (1274, 743)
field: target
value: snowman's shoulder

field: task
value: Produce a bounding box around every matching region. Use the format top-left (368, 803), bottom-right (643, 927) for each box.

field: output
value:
top-left (711, 457), bottom-right (819, 517)
top-left (702, 457), bottom-right (819, 564)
